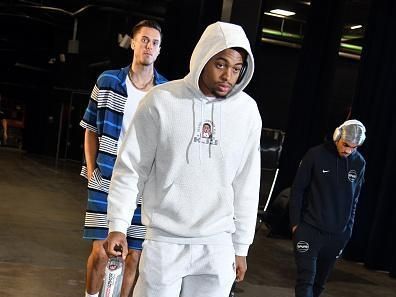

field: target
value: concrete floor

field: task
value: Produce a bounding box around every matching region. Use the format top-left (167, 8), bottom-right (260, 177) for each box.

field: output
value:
top-left (1, 148), bottom-right (395, 297)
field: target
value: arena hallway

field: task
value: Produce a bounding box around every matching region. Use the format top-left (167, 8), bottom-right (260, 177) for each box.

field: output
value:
top-left (1, 148), bottom-right (395, 297)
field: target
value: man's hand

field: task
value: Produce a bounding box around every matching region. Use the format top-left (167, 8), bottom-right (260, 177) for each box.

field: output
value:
top-left (105, 231), bottom-right (128, 260)
top-left (235, 255), bottom-right (247, 282)
top-left (87, 168), bottom-right (94, 181)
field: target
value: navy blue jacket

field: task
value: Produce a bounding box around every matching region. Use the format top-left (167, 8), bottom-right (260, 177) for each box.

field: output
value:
top-left (289, 142), bottom-right (366, 234)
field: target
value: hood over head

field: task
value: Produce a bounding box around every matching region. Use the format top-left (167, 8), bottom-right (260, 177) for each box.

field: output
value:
top-left (184, 21), bottom-right (255, 98)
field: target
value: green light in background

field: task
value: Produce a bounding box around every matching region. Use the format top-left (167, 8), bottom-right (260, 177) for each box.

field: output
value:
top-left (262, 28), bottom-right (362, 54)
top-left (262, 28), bottom-right (303, 40)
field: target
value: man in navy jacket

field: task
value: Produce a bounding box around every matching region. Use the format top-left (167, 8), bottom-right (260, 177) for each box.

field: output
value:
top-left (289, 120), bottom-right (366, 297)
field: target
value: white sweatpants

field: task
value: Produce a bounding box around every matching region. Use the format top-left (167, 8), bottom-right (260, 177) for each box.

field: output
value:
top-left (133, 240), bottom-right (236, 297)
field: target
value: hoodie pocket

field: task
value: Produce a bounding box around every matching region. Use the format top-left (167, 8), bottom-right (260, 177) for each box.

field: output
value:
top-left (150, 182), bottom-right (234, 236)
top-left (154, 183), bottom-right (183, 218)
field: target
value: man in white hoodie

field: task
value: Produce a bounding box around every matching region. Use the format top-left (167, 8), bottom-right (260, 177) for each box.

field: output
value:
top-left (105, 22), bottom-right (262, 297)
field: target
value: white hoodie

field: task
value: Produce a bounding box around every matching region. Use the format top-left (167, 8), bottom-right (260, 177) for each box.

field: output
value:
top-left (107, 22), bottom-right (262, 256)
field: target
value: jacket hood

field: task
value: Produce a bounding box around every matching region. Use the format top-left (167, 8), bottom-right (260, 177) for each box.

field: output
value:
top-left (184, 21), bottom-right (255, 98)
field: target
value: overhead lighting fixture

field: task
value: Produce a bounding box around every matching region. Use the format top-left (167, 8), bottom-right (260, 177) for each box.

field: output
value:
top-left (119, 34), bottom-right (131, 49)
top-left (269, 9), bottom-right (296, 17)
top-left (350, 25), bottom-right (362, 30)
top-left (67, 39), bottom-right (79, 54)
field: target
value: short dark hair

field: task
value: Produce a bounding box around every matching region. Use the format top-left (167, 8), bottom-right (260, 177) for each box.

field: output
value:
top-left (231, 47), bottom-right (248, 62)
top-left (131, 20), bottom-right (162, 40)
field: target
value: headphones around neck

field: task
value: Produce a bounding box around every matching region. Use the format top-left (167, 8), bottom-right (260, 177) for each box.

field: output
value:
top-left (236, 60), bottom-right (248, 84)
top-left (333, 119), bottom-right (366, 142)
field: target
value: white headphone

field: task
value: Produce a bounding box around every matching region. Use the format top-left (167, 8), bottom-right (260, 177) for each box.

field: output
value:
top-left (333, 119), bottom-right (366, 142)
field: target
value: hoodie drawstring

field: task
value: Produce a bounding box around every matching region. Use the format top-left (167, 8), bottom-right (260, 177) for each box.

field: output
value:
top-left (209, 102), bottom-right (214, 158)
top-left (186, 99), bottom-right (196, 164)
top-left (200, 100), bottom-right (204, 161)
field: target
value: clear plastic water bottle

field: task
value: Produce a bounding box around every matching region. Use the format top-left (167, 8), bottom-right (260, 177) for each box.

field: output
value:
top-left (100, 256), bottom-right (124, 297)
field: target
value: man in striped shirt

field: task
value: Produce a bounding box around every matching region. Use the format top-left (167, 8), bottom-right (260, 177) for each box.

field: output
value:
top-left (80, 20), bottom-right (167, 297)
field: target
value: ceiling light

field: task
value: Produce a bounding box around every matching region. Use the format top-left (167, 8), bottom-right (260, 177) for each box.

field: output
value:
top-left (350, 25), bottom-right (362, 30)
top-left (269, 9), bottom-right (296, 17)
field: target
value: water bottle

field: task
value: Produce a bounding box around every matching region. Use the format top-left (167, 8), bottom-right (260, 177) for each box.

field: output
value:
top-left (100, 256), bottom-right (124, 297)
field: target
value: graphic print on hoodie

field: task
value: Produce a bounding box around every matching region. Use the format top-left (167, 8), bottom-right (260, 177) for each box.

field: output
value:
top-left (194, 120), bottom-right (218, 145)
top-left (107, 22), bottom-right (262, 256)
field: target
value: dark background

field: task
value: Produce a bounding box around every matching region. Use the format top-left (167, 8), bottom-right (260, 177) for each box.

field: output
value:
top-left (0, 0), bottom-right (364, 159)
top-left (1, 0), bottom-right (395, 278)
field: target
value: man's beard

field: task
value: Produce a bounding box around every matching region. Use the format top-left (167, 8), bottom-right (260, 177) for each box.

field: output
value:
top-left (213, 89), bottom-right (231, 99)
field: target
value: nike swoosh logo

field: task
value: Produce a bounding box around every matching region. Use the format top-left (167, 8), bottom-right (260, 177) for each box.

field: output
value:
top-left (322, 170), bottom-right (330, 173)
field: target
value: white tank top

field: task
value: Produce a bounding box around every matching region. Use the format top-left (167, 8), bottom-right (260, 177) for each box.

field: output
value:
top-left (117, 75), bottom-right (147, 152)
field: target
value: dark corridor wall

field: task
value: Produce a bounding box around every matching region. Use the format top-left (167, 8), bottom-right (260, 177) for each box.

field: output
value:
top-left (1, 0), bottom-right (360, 162)
top-left (247, 43), bottom-right (299, 131)
top-left (246, 42), bottom-right (360, 133)
top-left (1, 0), bottom-right (223, 161)
top-left (20, 38), bottom-right (361, 161)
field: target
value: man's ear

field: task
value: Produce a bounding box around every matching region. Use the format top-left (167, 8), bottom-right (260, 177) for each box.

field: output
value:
top-left (131, 39), bottom-right (135, 50)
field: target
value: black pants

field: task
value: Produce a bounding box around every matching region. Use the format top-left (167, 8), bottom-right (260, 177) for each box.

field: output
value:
top-left (293, 222), bottom-right (351, 297)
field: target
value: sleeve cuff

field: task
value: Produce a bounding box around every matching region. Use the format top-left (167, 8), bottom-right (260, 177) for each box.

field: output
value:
top-left (108, 219), bottom-right (129, 235)
top-left (80, 120), bottom-right (98, 133)
top-left (233, 243), bottom-right (250, 256)
top-left (80, 165), bottom-right (88, 179)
